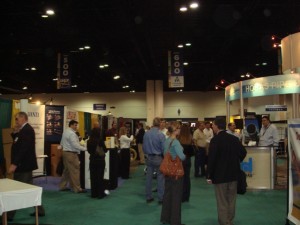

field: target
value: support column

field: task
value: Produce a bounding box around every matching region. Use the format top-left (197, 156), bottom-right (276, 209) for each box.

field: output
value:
top-left (154, 80), bottom-right (163, 118)
top-left (146, 80), bottom-right (155, 126)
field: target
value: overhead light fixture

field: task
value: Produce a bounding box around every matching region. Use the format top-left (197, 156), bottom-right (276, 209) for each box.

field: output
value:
top-left (71, 84), bottom-right (77, 88)
top-left (176, 89), bottom-right (183, 92)
top-left (25, 68), bottom-right (30, 71)
top-left (130, 90), bottom-right (135, 93)
top-left (99, 65), bottom-right (105, 68)
top-left (178, 44), bottom-right (184, 48)
top-left (53, 78), bottom-right (58, 81)
top-left (79, 47), bottom-right (84, 50)
top-left (84, 46), bottom-right (90, 49)
top-left (183, 62), bottom-right (189, 66)
top-left (185, 43), bottom-right (191, 46)
top-left (190, 2), bottom-right (199, 9)
top-left (41, 15), bottom-right (48, 18)
top-left (28, 94), bottom-right (33, 100)
top-left (262, 62), bottom-right (267, 66)
top-left (113, 75), bottom-right (120, 80)
top-left (23, 86), bottom-right (28, 90)
top-left (220, 79), bottom-right (230, 85)
top-left (179, 6), bottom-right (188, 12)
top-left (215, 85), bottom-right (225, 90)
top-left (122, 85), bottom-right (129, 89)
top-left (31, 67), bottom-right (37, 71)
top-left (46, 10), bottom-right (55, 15)
top-left (104, 64), bottom-right (109, 67)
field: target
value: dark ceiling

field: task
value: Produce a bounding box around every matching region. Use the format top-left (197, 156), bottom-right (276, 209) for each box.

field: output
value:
top-left (0, 0), bottom-right (300, 94)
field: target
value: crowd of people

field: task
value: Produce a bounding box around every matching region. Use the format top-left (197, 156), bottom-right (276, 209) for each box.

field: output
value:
top-left (7, 112), bottom-right (282, 225)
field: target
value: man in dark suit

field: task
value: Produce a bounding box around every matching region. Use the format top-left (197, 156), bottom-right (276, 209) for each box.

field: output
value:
top-left (207, 118), bottom-right (247, 225)
top-left (7, 111), bottom-right (45, 220)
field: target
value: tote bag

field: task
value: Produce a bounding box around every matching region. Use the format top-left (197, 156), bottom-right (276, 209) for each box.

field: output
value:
top-left (159, 140), bottom-right (184, 179)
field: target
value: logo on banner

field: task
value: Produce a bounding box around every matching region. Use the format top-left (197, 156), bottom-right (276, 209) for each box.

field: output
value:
top-left (168, 51), bottom-right (184, 88)
top-left (57, 53), bottom-right (71, 89)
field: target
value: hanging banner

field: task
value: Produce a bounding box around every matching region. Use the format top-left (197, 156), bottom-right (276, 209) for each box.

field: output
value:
top-left (57, 53), bottom-right (72, 89)
top-left (28, 104), bottom-right (45, 174)
top-left (45, 105), bottom-right (64, 142)
top-left (288, 119), bottom-right (300, 224)
top-left (168, 50), bottom-right (184, 88)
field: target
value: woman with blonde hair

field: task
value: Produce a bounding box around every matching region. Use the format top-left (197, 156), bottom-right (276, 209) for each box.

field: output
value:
top-left (119, 126), bottom-right (134, 179)
top-left (178, 123), bottom-right (194, 202)
top-left (161, 121), bottom-right (186, 225)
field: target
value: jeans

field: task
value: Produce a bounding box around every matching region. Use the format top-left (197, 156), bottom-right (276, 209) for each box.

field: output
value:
top-left (145, 155), bottom-right (164, 201)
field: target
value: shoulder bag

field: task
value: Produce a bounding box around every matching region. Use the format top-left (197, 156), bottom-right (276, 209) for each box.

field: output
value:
top-left (159, 139), bottom-right (184, 179)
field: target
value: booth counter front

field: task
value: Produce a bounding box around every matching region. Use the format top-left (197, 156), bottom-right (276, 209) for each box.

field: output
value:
top-left (242, 146), bottom-right (276, 190)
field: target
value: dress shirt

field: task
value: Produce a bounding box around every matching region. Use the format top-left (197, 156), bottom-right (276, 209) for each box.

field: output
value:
top-left (119, 135), bottom-right (134, 149)
top-left (193, 129), bottom-right (207, 148)
top-left (60, 127), bottom-right (86, 153)
top-left (143, 127), bottom-right (165, 155)
top-left (203, 128), bottom-right (213, 143)
top-left (226, 130), bottom-right (241, 140)
top-left (258, 124), bottom-right (279, 146)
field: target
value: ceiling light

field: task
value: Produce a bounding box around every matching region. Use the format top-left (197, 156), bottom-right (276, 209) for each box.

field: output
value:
top-left (79, 47), bottom-right (84, 50)
top-left (25, 68), bottom-right (30, 71)
top-left (255, 63), bottom-right (260, 66)
top-left (31, 67), bottom-right (36, 71)
top-left (84, 46), bottom-right (90, 49)
top-left (0, 80), bottom-right (2, 82)
top-left (53, 78), bottom-right (58, 81)
top-left (46, 10), bottom-right (55, 15)
top-left (72, 84), bottom-right (77, 88)
top-left (122, 85), bottom-right (129, 88)
top-left (99, 65), bottom-right (105, 68)
top-left (113, 75), bottom-right (120, 79)
top-left (176, 89), bottom-right (183, 92)
top-left (179, 6), bottom-right (188, 12)
top-left (185, 43), bottom-right (191, 46)
top-left (130, 90), bottom-right (135, 93)
top-left (23, 86), bottom-right (28, 90)
top-left (41, 15), bottom-right (48, 18)
top-left (178, 44), bottom-right (184, 48)
top-left (183, 62), bottom-right (189, 66)
top-left (240, 74), bottom-right (245, 78)
top-left (190, 3), bottom-right (199, 9)
top-left (104, 64), bottom-right (109, 67)
top-left (262, 62), bottom-right (267, 66)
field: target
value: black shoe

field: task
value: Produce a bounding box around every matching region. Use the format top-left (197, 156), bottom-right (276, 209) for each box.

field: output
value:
top-left (152, 188), bottom-right (157, 192)
top-left (98, 193), bottom-right (107, 199)
top-left (59, 188), bottom-right (71, 191)
top-left (30, 212), bottom-right (45, 217)
top-left (146, 198), bottom-right (154, 203)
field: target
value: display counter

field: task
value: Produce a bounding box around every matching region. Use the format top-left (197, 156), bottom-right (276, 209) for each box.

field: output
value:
top-left (242, 146), bottom-right (275, 189)
top-left (85, 148), bottom-right (119, 190)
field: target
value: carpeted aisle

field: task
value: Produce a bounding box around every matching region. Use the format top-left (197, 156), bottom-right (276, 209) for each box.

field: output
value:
top-left (5, 162), bottom-right (289, 225)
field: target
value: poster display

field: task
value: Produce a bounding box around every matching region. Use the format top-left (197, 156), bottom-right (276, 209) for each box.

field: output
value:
top-left (28, 104), bottom-right (45, 175)
top-left (45, 106), bottom-right (64, 142)
top-left (288, 119), bottom-right (300, 224)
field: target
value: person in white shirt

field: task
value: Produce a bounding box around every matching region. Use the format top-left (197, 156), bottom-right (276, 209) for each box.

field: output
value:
top-left (226, 122), bottom-right (241, 140)
top-left (258, 116), bottom-right (279, 147)
top-left (59, 120), bottom-right (87, 193)
top-left (203, 121), bottom-right (214, 143)
top-left (160, 120), bottom-right (169, 138)
top-left (119, 126), bottom-right (134, 179)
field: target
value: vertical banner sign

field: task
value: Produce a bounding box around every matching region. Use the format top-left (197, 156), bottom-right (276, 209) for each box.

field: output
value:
top-left (45, 105), bottom-right (64, 142)
top-left (168, 50), bottom-right (184, 88)
top-left (57, 53), bottom-right (71, 89)
top-left (288, 119), bottom-right (300, 224)
top-left (28, 104), bottom-right (45, 174)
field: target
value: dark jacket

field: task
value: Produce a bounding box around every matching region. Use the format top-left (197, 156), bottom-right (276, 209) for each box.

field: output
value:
top-left (207, 130), bottom-right (247, 184)
top-left (11, 123), bottom-right (38, 172)
top-left (136, 128), bottom-right (145, 144)
top-left (87, 139), bottom-right (107, 160)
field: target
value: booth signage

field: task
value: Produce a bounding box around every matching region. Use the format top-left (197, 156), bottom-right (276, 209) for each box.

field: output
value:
top-left (265, 105), bottom-right (287, 111)
top-left (168, 50), bottom-right (184, 88)
top-left (93, 104), bottom-right (106, 110)
top-left (225, 73), bottom-right (300, 101)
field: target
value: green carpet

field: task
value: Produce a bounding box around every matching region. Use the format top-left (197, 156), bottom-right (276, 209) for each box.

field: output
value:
top-left (8, 164), bottom-right (290, 225)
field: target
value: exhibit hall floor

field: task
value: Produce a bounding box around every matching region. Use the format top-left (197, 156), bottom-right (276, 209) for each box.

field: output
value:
top-left (2, 159), bottom-right (290, 225)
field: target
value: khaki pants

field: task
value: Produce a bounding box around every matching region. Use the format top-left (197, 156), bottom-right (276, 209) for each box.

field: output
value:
top-left (138, 143), bottom-right (145, 164)
top-left (59, 151), bottom-right (82, 192)
top-left (214, 181), bottom-right (237, 225)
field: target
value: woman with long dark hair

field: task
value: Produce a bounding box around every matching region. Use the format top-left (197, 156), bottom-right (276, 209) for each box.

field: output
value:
top-left (87, 128), bottom-right (107, 199)
top-left (178, 123), bottom-right (194, 202)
